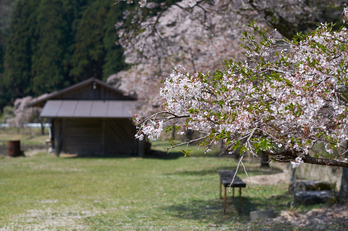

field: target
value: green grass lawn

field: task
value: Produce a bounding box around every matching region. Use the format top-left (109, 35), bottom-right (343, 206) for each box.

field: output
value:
top-left (0, 139), bottom-right (346, 230)
top-left (0, 145), bottom-right (296, 230)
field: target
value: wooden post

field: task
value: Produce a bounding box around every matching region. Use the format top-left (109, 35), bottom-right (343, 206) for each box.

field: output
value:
top-left (54, 119), bottom-right (60, 157)
top-left (220, 180), bottom-right (222, 199)
top-left (101, 119), bottom-right (106, 154)
top-left (239, 187), bottom-right (242, 215)
top-left (224, 186), bottom-right (227, 214)
top-left (61, 119), bottom-right (65, 153)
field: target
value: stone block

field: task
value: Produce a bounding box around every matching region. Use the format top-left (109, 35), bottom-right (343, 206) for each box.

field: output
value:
top-left (250, 210), bottom-right (276, 221)
top-left (289, 180), bottom-right (335, 193)
top-left (294, 190), bottom-right (336, 205)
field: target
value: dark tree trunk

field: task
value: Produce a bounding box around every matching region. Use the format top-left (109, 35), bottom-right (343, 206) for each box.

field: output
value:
top-left (234, 148), bottom-right (240, 160)
top-left (260, 151), bottom-right (270, 168)
top-left (220, 140), bottom-right (227, 155)
top-left (339, 141), bottom-right (348, 204)
top-left (171, 124), bottom-right (175, 140)
top-left (186, 129), bottom-right (193, 142)
top-left (339, 167), bottom-right (348, 204)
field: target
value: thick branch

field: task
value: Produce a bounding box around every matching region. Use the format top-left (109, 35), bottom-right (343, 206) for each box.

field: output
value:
top-left (302, 155), bottom-right (348, 168)
top-left (265, 150), bottom-right (348, 168)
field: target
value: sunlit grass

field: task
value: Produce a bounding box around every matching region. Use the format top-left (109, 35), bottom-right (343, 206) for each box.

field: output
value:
top-left (151, 138), bottom-right (221, 157)
top-left (0, 148), bottom-right (297, 230)
top-left (0, 139), bottom-right (343, 230)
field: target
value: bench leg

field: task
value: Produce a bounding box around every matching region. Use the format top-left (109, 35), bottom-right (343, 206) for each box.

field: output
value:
top-left (220, 181), bottom-right (222, 199)
top-left (224, 186), bottom-right (227, 214)
top-left (238, 187), bottom-right (242, 215)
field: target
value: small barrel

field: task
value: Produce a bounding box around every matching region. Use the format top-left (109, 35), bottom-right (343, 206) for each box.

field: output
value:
top-left (8, 140), bottom-right (21, 157)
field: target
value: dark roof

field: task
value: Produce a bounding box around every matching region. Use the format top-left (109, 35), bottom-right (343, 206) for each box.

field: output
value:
top-left (40, 100), bottom-right (137, 118)
top-left (29, 77), bottom-right (136, 107)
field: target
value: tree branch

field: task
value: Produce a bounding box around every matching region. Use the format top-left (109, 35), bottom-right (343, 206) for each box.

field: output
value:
top-left (266, 150), bottom-right (348, 168)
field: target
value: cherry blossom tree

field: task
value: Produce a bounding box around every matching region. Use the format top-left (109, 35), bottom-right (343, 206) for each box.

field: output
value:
top-left (112, 0), bottom-right (345, 117)
top-left (135, 8), bottom-right (348, 168)
top-left (110, 0), bottom-right (252, 115)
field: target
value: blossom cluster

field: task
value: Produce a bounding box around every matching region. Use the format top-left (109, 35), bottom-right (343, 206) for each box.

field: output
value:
top-left (290, 157), bottom-right (304, 169)
top-left (136, 8), bottom-right (348, 166)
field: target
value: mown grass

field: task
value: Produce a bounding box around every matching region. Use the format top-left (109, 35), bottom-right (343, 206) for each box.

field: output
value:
top-left (0, 138), bottom-right (345, 230)
top-left (2, 137), bottom-right (344, 230)
top-left (0, 142), bottom-right (298, 231)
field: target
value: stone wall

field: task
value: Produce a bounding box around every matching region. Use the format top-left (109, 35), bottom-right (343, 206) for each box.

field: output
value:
top-left (270, 162), bottom-right (342, 190)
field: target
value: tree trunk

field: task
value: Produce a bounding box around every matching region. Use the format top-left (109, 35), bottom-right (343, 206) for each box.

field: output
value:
top-left (220, 140), bottom-right (227, 155)
top-left (260, 151), bottom-right (270, 168)
top-left (171, 124), bottom-right (175, 140)
top-left (186, 129), bottom-right (193, 142)
top-left (339, 167), bottom-right (348, 204)
top-left (339, 141), bottom-right (348, 204)
top-left (234, 148), bottom-right (240, 160)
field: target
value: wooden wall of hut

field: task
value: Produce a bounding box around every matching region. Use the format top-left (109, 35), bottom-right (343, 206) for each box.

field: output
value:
top-left (54, 118), bottom-right (137, 156)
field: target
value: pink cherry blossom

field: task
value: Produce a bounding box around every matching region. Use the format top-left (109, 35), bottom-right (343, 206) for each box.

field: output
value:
top-left (134, 7), bottom-right (348, 167)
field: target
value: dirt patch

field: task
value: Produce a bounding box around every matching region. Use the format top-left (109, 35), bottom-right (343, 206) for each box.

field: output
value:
top-left (247, 170), bottom-right (348, 230)
top-left (245, 171), bottom-right (291, 186)
top-left (23, 149), bottom-right (46, 156)
top-left (258, 204), bottom-right (348, 230)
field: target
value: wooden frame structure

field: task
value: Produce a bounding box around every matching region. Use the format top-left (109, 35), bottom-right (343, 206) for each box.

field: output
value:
top-left (29, 78), bottom-right (143, 157)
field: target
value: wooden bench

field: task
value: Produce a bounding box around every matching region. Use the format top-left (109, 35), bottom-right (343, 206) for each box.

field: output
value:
top-left (218, 170), bottom-right (246, 215)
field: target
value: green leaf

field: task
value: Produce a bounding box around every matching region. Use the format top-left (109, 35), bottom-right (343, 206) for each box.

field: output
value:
top-left (181, 149), bottom-right (190, 157)
top-left (165, 126), bottom-right (173, 133)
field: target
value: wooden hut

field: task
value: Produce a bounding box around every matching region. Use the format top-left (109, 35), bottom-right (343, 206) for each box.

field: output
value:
top-left (29, 77), bottom-right (141, 157)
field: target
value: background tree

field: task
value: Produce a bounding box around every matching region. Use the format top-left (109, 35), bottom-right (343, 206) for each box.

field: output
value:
top-left (30, 0), bottom-right (85, 94)
top-left (0, 0), bottom-right (135, 111)
top-left (1, 0), bottom-right (39, 107)
top-left (0, 0), bottom-right (18, 81)
top-left (70, 0), bottom-right (132, 82)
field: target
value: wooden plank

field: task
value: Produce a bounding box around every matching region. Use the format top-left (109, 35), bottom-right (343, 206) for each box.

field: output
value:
top-left (63, 118), bottom-right (103, 154)
top-left (104, 118), bottom-right (137, 154)
top-left (57, 117), bottom-right (137, 155)
top-left (59, 84), bottom-right (126, 100)
top-left (218, 170), bottom-right (246, 187)
top-left (54, 119), bottom-right (60, 157)
top-left (102, 118), bottom-right (105, 154)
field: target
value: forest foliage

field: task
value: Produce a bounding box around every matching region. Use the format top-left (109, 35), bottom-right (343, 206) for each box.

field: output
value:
top-left (0, 0), bottom-right (139, 111)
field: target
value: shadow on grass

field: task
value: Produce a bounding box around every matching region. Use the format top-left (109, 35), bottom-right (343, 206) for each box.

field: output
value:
top-left (166, 166), bottom-right (283, 177)
top-left (166, 167), bottom-right (234, 176)
top-left (162, 197), bottom-right (256, 225)
top-left (162, 192), bottom-right (292, 226)
top-left (64, 150), bottom-right (184, 160)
